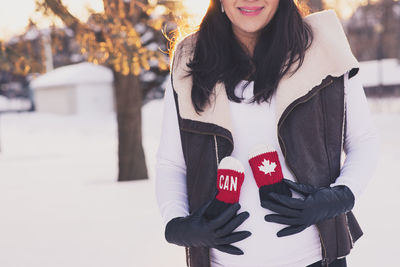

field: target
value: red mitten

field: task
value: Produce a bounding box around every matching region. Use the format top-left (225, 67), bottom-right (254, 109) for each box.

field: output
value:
top-left (248, 144), bottom-right (292, 203)
top-left (204, 156), bottom-right (245, 220)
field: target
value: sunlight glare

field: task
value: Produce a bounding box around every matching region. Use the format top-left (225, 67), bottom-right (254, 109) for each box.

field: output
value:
top-left (183, 0), bottom-right (210, 28)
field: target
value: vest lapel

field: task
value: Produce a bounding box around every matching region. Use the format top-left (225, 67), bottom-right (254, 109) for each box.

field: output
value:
top-left (171, 37), bottom-right (234, 141)
top-left (274, 9), bottom-right (359, 124)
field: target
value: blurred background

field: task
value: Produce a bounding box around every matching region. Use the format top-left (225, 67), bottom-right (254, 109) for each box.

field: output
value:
top-left (0, 0), bottom-right (399, 266)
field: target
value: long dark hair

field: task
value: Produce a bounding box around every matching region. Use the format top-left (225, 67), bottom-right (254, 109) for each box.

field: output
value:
top-left (182, 0), bottom-right (313, 114)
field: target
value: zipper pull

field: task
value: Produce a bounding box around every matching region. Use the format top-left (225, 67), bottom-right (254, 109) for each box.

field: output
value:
top-left (321, 257), bottom-right (329, 266)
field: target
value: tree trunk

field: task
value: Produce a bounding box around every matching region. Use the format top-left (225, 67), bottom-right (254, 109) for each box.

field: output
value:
top-left (113, 69), bottom-right (148, 181)
top-left (308, 0), bottom-right (324, 12)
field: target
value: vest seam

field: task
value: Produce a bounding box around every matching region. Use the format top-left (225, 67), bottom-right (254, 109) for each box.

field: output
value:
top-left (278, 77), bottom-right (333, 127)
top-left (320, 89), bottom-right (332, 181)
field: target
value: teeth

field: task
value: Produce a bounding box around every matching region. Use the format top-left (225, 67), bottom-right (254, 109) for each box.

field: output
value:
top-left (239, 8), bottom-right (259, 12)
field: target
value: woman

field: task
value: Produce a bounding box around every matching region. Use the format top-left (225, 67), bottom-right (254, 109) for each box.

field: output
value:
top-left (155, 0), bottom-right (380, 266)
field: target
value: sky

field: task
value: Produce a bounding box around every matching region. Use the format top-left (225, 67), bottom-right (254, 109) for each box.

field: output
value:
top-left (0, 0), bottom-right (104, 41)
top-left (0, 0), bottom-right (211, 41)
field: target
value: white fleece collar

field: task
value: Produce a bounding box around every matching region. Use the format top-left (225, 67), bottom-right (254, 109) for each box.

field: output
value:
top-left (171, 9), bottom-right (359, 139)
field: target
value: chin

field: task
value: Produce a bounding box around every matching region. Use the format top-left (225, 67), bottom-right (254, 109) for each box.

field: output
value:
top-left (238, 24), bottom-right (265, 34)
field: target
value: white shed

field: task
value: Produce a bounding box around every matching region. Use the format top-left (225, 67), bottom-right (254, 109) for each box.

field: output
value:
top-left (31, 62), bottom-right (114, 115)
top-left (359, 58), bottom-right (400, 88)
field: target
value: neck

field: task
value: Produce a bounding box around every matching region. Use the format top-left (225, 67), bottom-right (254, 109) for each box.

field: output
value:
top-left (232, 26), bottom-right (259, 57)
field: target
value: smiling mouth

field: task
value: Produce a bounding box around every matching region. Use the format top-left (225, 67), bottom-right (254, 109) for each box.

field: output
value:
top-left (237, 6), bottom-right (264, 15)
top-left (238, 7), bottom-right (264, 12)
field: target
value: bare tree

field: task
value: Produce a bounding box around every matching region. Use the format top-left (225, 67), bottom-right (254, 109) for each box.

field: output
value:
top-left (345, 0), bottom-right (400, 60)
top-left (308, 0), bottom-right (324, 12)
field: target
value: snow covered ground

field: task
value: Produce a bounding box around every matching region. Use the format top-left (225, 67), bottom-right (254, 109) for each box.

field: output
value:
top-left (0, 95), bottom-right (32, 113)
top-left (0, 98), bottom-right (399, 267)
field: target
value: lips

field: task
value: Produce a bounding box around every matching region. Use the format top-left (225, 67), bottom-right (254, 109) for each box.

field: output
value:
top-left (238, 6), bottom-right (264, 16)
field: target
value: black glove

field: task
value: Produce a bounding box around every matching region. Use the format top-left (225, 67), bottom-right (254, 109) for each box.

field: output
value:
top-left (165, 198), bottom-right (251, 255)
top-left (259, 181), bottom-right (292, 203)
top-left (262, 178), bottom-right (355, 237)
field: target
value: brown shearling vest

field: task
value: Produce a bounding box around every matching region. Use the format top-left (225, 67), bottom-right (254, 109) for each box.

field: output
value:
top-left (169, 10), bottom-right (363, 267)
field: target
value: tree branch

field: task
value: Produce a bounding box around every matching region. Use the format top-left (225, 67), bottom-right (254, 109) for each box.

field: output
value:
top-left (43, 0), bottom-right (82, 31)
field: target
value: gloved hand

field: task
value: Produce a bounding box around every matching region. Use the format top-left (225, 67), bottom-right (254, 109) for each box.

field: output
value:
top-left (204, 156), bottom-right (245, 220)
top-left (165, 198), bottom-right (251, 255)
top-left (248, 144), bottom-right (292, 203)
top-left (263, 178), bottom-right (355, 237)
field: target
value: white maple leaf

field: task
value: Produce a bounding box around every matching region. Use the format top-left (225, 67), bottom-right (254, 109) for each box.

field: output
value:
top-left (258, 159), bottom-right (276, 176)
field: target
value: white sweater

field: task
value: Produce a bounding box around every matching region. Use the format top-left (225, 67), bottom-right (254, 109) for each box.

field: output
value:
top-left (155, 72), bottom-right (380, 267)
